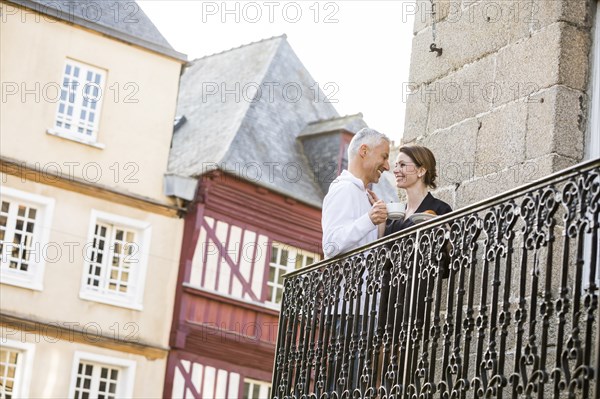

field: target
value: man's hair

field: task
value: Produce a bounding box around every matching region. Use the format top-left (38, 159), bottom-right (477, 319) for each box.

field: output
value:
top-left (347, 128), bottom-right (390, 160)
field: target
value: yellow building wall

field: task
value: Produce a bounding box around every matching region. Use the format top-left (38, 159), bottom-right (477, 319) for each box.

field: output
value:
top-left (0, 2), bottom-right (185, 396)
top-left (0, 2), bottom-right (183, 201)
top-left (0, 174), bottom-right (182, 347)
top-left (1, 326), bottom-right (168, 398)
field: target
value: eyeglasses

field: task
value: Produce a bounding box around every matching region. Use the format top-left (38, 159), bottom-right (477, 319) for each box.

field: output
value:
top-left (395, 162), bottom-right (419, 169)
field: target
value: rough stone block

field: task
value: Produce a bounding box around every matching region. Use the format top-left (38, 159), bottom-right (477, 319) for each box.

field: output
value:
top-left (532, 0), bottom-right (592, 32)
top-left (530, 152), bottom-right (578, 179)
top-left (495, 23), bottom-right (561, 106)
top-left (526, 85), bottom-right (585, 161)
top-left (412, 0), bottom-right (456, 35)
top-left (456, 154), bottom-right (577, 209)
top-left (558, 23), bottom-right (591, 92)
top-left (419, 118), bottom-right (479, 187)
top-left (494, 22), bottom-right (590, 107)
top-left (431, 185), bottom-right (456, 210)
top-left (410, 0), bottom-right (533, 85)
top-left (402, 83), bottom-right (430, 143)
top-left (439, 0), bottom-right (531, 67)
top-left (427, 55), bottom-right (496, 132)
top-left (408, 27), bottom-right (455, 85)
top-left (476, 100), bottom-right (528, 175)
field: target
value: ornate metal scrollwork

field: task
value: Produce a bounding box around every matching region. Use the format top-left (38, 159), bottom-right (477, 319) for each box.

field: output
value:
top-left (272, 162), bottom-right (600, 399)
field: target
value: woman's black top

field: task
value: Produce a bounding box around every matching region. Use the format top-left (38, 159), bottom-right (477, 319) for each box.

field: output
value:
top-left (385, 192), bottom-right (452, 235)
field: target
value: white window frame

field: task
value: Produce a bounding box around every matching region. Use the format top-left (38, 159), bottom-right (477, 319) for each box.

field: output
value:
top-left (0, 339), bottom-right (35, 399)
top-left (67, 351), bottom-right (136, 399)
top-left (266, 242), bottom-right (320, 306)
top-left (79, 210), bottom-right (151, 310)
top-left (48, 59), bottom-right (106, 147)
top-left (242, 378), bottom-right (271, 399)
top-left (0, 187), bottom-right (55, 291)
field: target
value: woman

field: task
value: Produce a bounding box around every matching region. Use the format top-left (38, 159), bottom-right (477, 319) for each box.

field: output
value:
top-left (385, 145), bottom-right (452, 235)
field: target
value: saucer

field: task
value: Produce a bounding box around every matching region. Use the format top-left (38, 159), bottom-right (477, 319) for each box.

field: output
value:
top-left (409, 212), bottom-right (437, 223)
top-left (388, 211), bottom-right (405, 220)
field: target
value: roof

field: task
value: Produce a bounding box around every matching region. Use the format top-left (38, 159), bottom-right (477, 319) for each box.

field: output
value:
top-left (297, 113), bottom-right (398, 202)
top-left (9, 0), bottom-right (186, 61)
top-left (168, 35), bottom-right (399, 208)
top-left (167, 35), bottom-right (341, 208)
top-left (298, 113), bottom-right (368, 138)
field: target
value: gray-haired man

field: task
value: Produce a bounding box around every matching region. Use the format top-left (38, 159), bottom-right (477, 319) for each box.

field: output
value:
top-left (322, 128), bottom-right (391, 258)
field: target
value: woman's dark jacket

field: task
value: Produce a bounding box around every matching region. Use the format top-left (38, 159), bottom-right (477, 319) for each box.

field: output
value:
top-left (384, 192), bottom-right (452, 235)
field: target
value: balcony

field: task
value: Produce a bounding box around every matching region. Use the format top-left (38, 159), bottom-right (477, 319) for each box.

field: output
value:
top-left (271, 159), bottom-right (599, 399)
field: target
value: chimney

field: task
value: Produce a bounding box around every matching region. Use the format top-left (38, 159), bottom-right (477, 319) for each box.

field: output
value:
top-left (298, 113), bottom-right (368, 195)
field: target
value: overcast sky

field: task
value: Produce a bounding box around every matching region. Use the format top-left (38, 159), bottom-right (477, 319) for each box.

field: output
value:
top-left (138, 0), bottom-right (416, 144)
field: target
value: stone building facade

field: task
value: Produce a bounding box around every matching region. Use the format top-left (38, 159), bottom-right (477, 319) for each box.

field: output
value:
top-left (402, 0), bottom-right (599, 208)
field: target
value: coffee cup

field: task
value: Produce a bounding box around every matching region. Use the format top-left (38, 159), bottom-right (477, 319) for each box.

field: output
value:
top-left (386, 202), bottom-right (406, 220)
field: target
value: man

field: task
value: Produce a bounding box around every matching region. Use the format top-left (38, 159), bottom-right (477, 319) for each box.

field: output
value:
top-left (322, 128), bottom-right (391, 258)
top-left (320, 128), bottom-right (390, 392)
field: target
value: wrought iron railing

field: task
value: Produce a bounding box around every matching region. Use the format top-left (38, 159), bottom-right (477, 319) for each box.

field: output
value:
top-left (271, 159), bottom-right (600, 399)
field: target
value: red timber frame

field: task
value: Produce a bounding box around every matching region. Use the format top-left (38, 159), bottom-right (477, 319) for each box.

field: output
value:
top-left (164, 171), bottom-right (323, 398)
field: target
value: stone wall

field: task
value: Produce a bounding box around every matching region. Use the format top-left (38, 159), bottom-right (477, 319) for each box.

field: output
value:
top-left (402, 0), bottom-right (594, 209)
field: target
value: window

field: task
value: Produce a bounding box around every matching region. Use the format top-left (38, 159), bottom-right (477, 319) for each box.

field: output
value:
top-left (0, 187), bottom-right (54, 290)
top-left (0, 340), bottom-right (35, 399)
top-left (267, 243), bottom-right (319, 305)
top-left (68, 352), bottom-right (135, 399)
top-left (243, 378), bottom-right (271, 399)
top-left (52, 59), bottom-right (106, 143)
top-left (80, 210), bottom-right (151, 310)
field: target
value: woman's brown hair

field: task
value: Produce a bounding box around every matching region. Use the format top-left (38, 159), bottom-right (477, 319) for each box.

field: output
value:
top-left (399, 145), bottom-right (439, 189)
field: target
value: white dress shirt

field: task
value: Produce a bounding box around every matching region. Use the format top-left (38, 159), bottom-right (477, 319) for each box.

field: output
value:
top-left (322, 170), bottom-right (378, 258)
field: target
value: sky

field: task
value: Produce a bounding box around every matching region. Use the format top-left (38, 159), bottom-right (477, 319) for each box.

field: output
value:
top-left (137, 1), bottom-right (417, 144)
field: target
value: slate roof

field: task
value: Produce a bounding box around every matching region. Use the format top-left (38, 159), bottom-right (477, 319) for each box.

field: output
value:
top-left (168, 35), bottom-right (399, 207)
top-left (299, 113), bottom-right (368, 138)
top-left (9, 0), bottom-right (186, 61)
top-left (167, 35), bottom-right (340, 208)
top-left (297, 113), bottom-right (399, 204)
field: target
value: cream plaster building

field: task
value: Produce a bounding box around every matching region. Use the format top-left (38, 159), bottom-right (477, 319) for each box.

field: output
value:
top-left (0, 1), bottom-right (186, 397)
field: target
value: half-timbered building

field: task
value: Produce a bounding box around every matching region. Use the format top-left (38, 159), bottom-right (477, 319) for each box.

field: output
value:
top-left (162, 35), bottom-right (395, 398)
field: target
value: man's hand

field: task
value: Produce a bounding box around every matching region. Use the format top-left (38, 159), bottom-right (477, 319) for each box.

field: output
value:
top-left (366, 188), bottom-right (379, 205)
top-left (369, 200), bottom-right (388, 225)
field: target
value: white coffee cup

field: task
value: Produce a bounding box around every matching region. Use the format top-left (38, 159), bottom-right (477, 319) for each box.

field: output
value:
top-left (386, 202), bottom-right (406, 214)
top-left (387, 202), bottom-right (406, 220)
